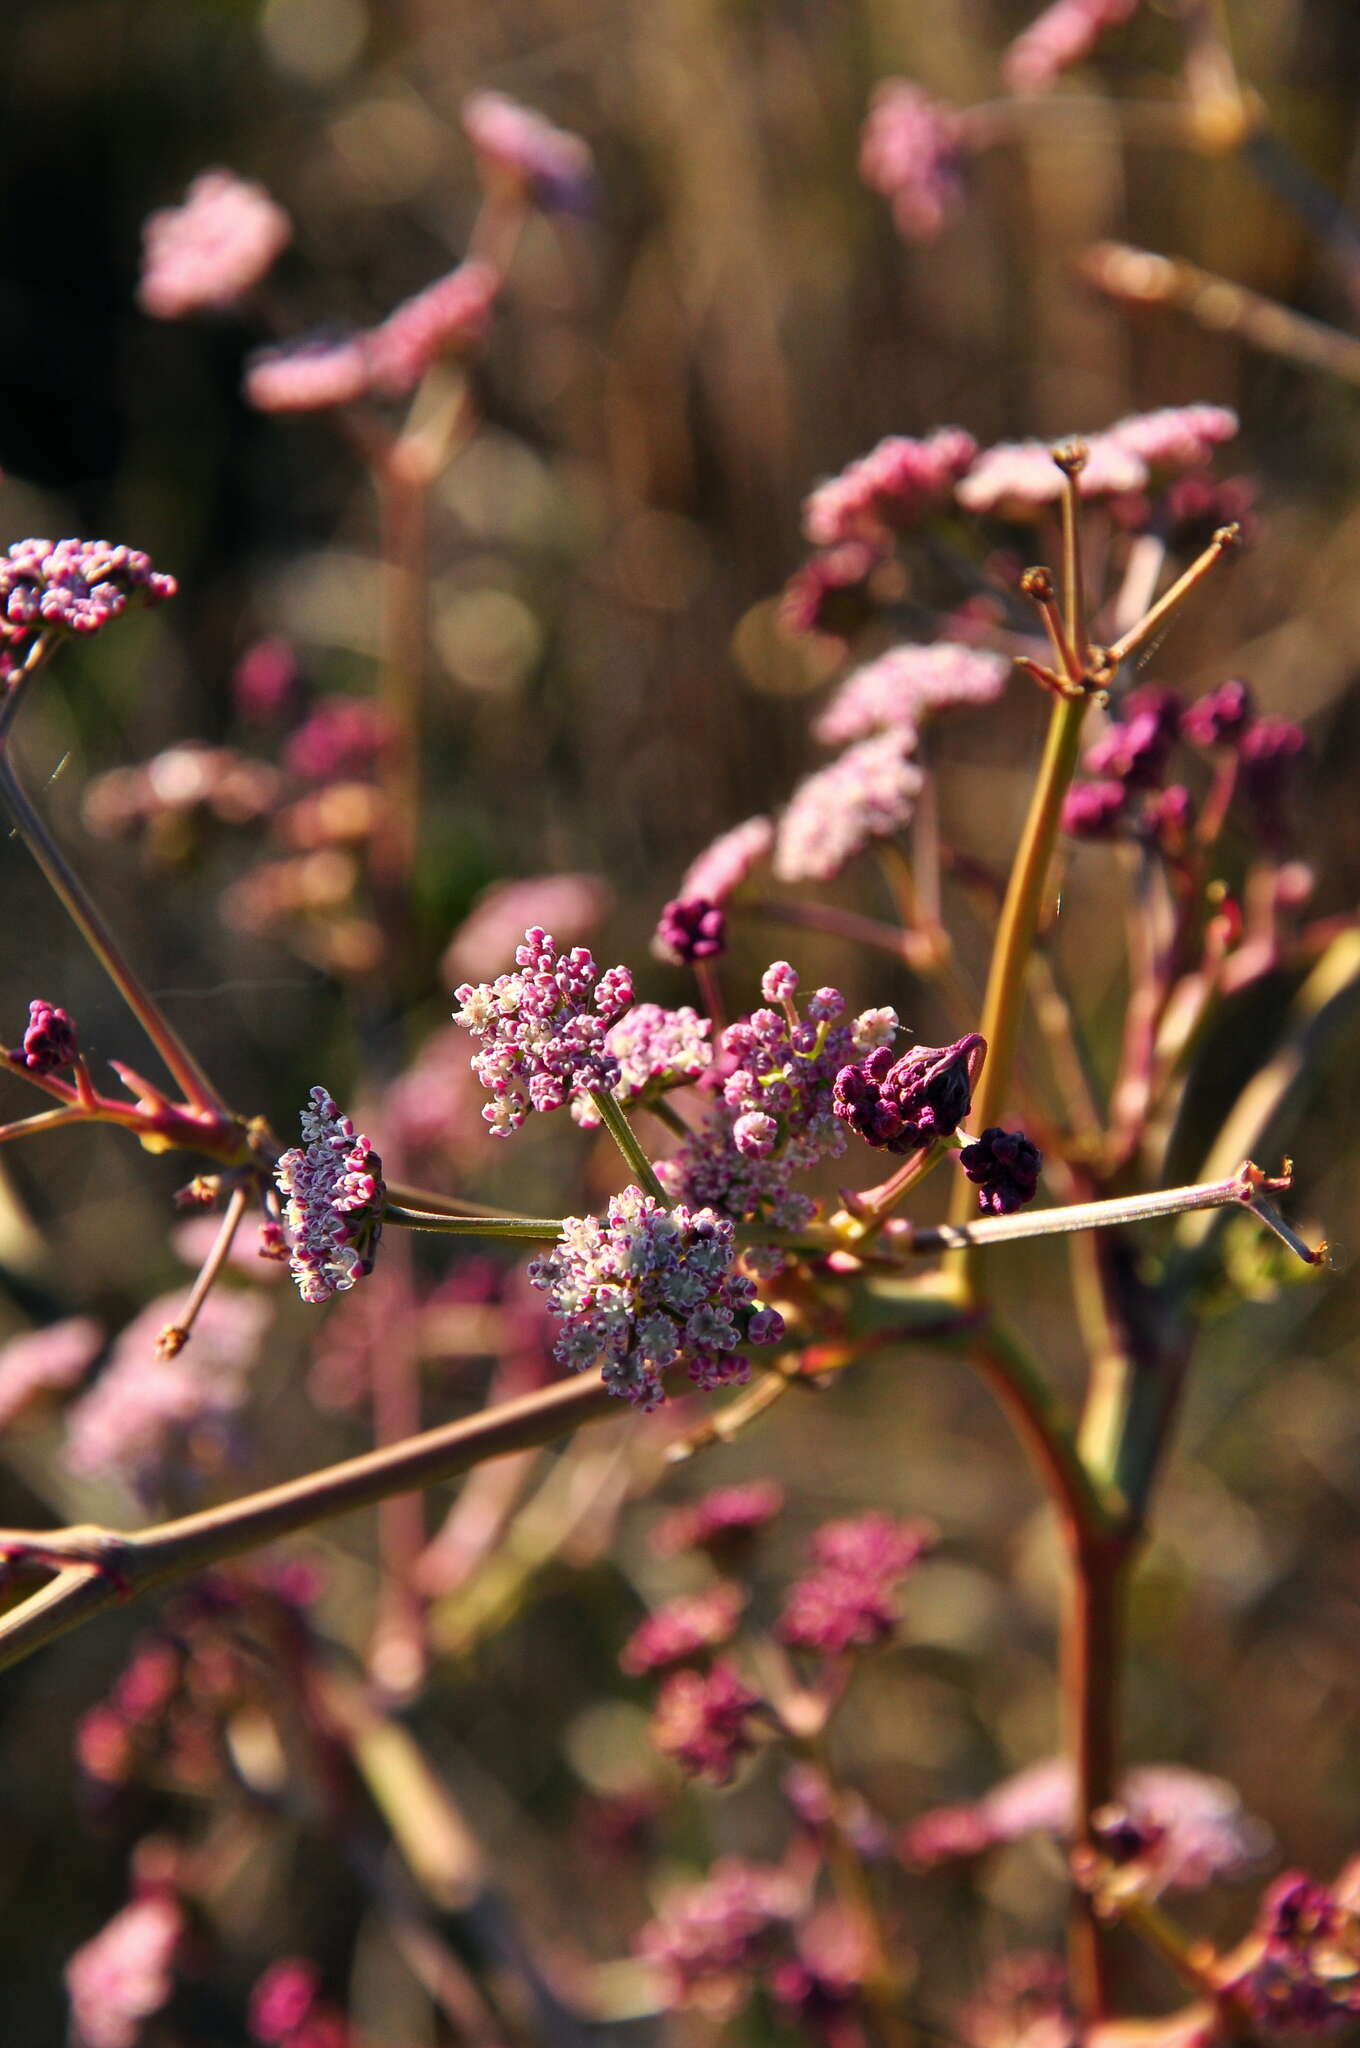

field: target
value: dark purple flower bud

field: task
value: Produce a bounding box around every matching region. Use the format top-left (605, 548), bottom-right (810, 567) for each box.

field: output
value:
top-left (1181, 677), bottom-right (1253, 748)
top-left (1239, 716), bottom-right (1306, 847)
top-left (14, 999), bottom-right (79, 1073)
top-left (654, 896), bottom-right (727, 964)
top-left (833, 1034), bottom-right (985, 1154)
top-left (958, 1126), bottom-right (1042, 1215)
top-left (1083, 685), bottom-right (1182, 788)
top-left (1062, 779), bottom-right (1128, 839)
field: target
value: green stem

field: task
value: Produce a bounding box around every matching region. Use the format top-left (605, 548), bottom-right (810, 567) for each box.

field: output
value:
top-left (384, 1206), bottom-right (563, 1242)
top-left (946, 690), bottom-right (1091, 1276)
top-left (588, 1090), bottom-right (669, 1206)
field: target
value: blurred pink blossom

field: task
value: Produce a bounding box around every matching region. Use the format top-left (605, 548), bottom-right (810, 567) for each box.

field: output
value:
top-left (244, 335), bottom-right (371, 415)
top-left (678, 818), bottom-right (773, 907)
top-left (814, 641), bottom-right (1010, 746)
top-left (774, 734), bottom-right (924, 884)
top-left (66, 1893), bottom-right (184, 2048)
top-left (956, 434), bottom-right (1147, 517)
top-left (859, 82), bottom-right (967, 243)
top-left (1004, 0), bottom-right (1143, 95)
top-left (139, 169), bottom-right (291, 319)
top-left (442, 872), bottom-right (614, 985)
top-left (366, 260), bottom-right (500, 397)
top-left (461, 91), bottom-right (595, 210)
top-left (0, 1315), bottom-right (103, 1427)
top-left (803, 428), bottom-right (978, 546)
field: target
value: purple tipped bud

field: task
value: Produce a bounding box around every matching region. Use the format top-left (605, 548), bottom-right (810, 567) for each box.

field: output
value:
top-left (14, 999), bottom-right (79, 1074)
top-left (654, 896), bottom-right (727, 965)
top-left (1181, 677), bottom-right (1253, 748)
top-left (1239, 716), bottom-right (1306, 846)
top-left (957, 1126), bottom-right (1042, 1215)
top-left (1062, 779), bottom-right (1128, 840)
top-left (833, 1034), bottom-right (984, 1154)
top-left (761, 960), bottom-right (799, 1004)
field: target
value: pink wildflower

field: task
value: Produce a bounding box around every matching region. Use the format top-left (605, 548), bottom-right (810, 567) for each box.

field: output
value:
top-left (637, 1858), bottom-right (802, 2016)
top-left (461, 90), bottom-right (594, 211)
top-left (650, 1661), bottom-right (765, 1782)
top-left (0, 539), bottom-right (175, 680)
top-left (779, 539), bottom-right (885, 641)
top-left (678, 816), bottom-right (774, 905)
top-left (814, 641), bottom-right (1010, 746)
top-left (957, 434), bottom-right (1146, 517)
top-left (597, 1002), bottom-right (712, 1108)
top-left (774, 734), bottom-right (924, 884)
top-left (779, 1512), bottom-right (935, 1656)
top-left (769, 1906), bottom-right (876, 2042)
top-left (859, 82), bottom-right (968, 243)
top-left (0, 1315), bottom-right (103, 1426)
top-left (1003, 0), bottom-right (1142, 94)
top-left (63, 1290), bottom-right (269, 1498)
top-left (275, 1088), bottom-right (385, 1304)
top-left (233, 636), bottom-right (299, 723)
top-left (249, 1959), bottom-right (323, 2042)
top-left (244, 335), bottom-right (371, 415)
top-left (620, 1584), bottom-right (746, 1675)
top-left (65, 1893), bottom-right (184, 2048)
top-left (802, 429), bottom-right (978, 546)
top-left (453, 926), bottom-right (634, 1134)
top-left (651, 1480), bottom-right (785, 1559)
top-left (1108, 404), bottom-right (1239, 472)
top-left (139, 169), bottom-right (291, 318)
top-left (365, 259), bottom-right (500, 397)
top-left (284, 699), bottom-right (389, 781)
top-left (442, 873), bottom-right (614, 985)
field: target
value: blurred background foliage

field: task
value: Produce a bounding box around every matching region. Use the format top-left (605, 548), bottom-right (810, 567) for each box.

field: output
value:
top-left (2, 0), bottom-right (1360, 2040)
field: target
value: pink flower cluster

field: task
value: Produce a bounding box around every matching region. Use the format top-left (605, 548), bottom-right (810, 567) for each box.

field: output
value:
top-left (250, 1958), bottom-right (350, 2047)
top-left (802, 428), bottom-right (978, 546)
top-left (527, 1184), bottom-right (783, 1409)
top-left (452, 926), bottom-right (635, 1134)
top-left (65, 1892), bottom-right (184, 2048)
top-left (84, 743), bottom-right (281, 840)
top-left (956, 407), bottom-right (1238, 517)
top-left (773, 733), bottom-right (924, 883)
top-left (461, 90), bottom-right (594, 211)
top-left (138, 168), bottom-right (291, 319)
top-left (275, 1087), bottom-right (385, 1304)
top-left (677, 815), bottom-right (774, 906)
top-left (443, 871), bottom-right (614, 984)
top-left (63, 1289), bottom-right (270, 1498)
top-left (0, 539), bottom-right (176, 678)
top-left (637, 1858), bottom-right (802, 2017)
top-left (903, 1756), bottom-right (1268, 1894)
top-left (858, 82), bottom-right (967, 244)
top-left (594, 1001), bottom-right (713, 1111)
top-left (1003, 0), bottom-right (1143, 94)
top-left (649, 1661), bottom-right (766, 1782)
top-left (778, 1512), bottom-right (934, 1656)
top-left (813, 640), bottom-right (1011, 746)
top-left (0, 1314), bottom-right (102, 1427)
top-left (650, 1480), bottom-right (786, 1559)
top-left (620, 1583), bottom-right (746, 1676)
top-left (246, 259), bottom-right (499, 413)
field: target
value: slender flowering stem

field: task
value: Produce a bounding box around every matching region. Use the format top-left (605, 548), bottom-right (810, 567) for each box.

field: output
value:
top-left (0, 1366), bottom-right (620, 1676)
top-left (1102, 524), bottom-right (1241, 670)
top-left (0, 749), bottom-right (229, 1116)
top-left (908, 1162), bottom-right (1315, 1258)
top-left (586, 1088), bottom-right (669, 1206)
top-left (162, 1184), bottom-right (250, 1349)
top-left (384, 1206), bottom-right (565, 1242)
top-left (1055, 446), bottom-right (1090, 679)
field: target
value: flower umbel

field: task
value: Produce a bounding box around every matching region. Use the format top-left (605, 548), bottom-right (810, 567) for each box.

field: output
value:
top-left (0, 539), bottom-right (176, 681)
top-left (453, 926), bottom-right (634, 1134)
top-left (527, 1185), bottom-right (783, 1409)
top-left (275, 1087), bottom-right (385, 1304)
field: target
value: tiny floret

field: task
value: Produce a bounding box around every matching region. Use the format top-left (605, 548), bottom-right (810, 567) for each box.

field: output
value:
top-left (275, 1087), bottom-right (385, 1304)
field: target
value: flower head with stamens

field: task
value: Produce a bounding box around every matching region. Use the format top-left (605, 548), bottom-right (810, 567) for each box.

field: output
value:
top-left (0, 539), bottom-right (176, 680)
top-left (779, 1513), bottom-right (934, 1656)
top-left (274, 1087), bottom-right (385, 1304)
top-left (649, 1661), bottom-right (765, 1782)
top-left (595, 1002), bottom-right (713, 1110)
top-left (453, 926), bottom-right (634, 1134)
top-left (527, 1186), bottom-right (783, 1409)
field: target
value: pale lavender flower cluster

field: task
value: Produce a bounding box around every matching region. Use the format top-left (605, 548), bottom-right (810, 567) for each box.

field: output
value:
top-left (858, 81), bottom-right (967, 244)
top-left (902, 1756), bottom-right (1268, 1895)
top-left (802, 428), bottom-right (978, 546)
top-left (678, 815), bottom-right (774, 906)
top-left (658, 967), bottom-right (897, 1245)
top-left (138, 168), bottom-right (291, 319)
top-left (453, 926), bottom-right (634, 1134)
top-left (813, 641), bottom-right (1011, 746)
top-left (62, 1290), bottom-right (270, 1499)
top-left (0, 1315), bottom-right (103, 1428)
top-left (956, 407), bottom-right (1238, 518)
top-left (594, 1001), bottom-right (712, 1109)
top-left (0, 539), bottom-right (176, 678)
top-left (246, 259), bottom-right (499, 415)
top-left (637, 1858), bottom-right (802, 2018)
top-left (461, 90), bottom-right (595, 212)
top-left (528, 1185), bottom-right (783, 1409)
top-left (1004, 0), bottom-right (1143, 94)
top-left (275, 1087), bottom-right (386, 1303)
top-left (773, 733), bottom-right (924, 883)
top-left (66, 1892), bottom-right (185, 2048)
